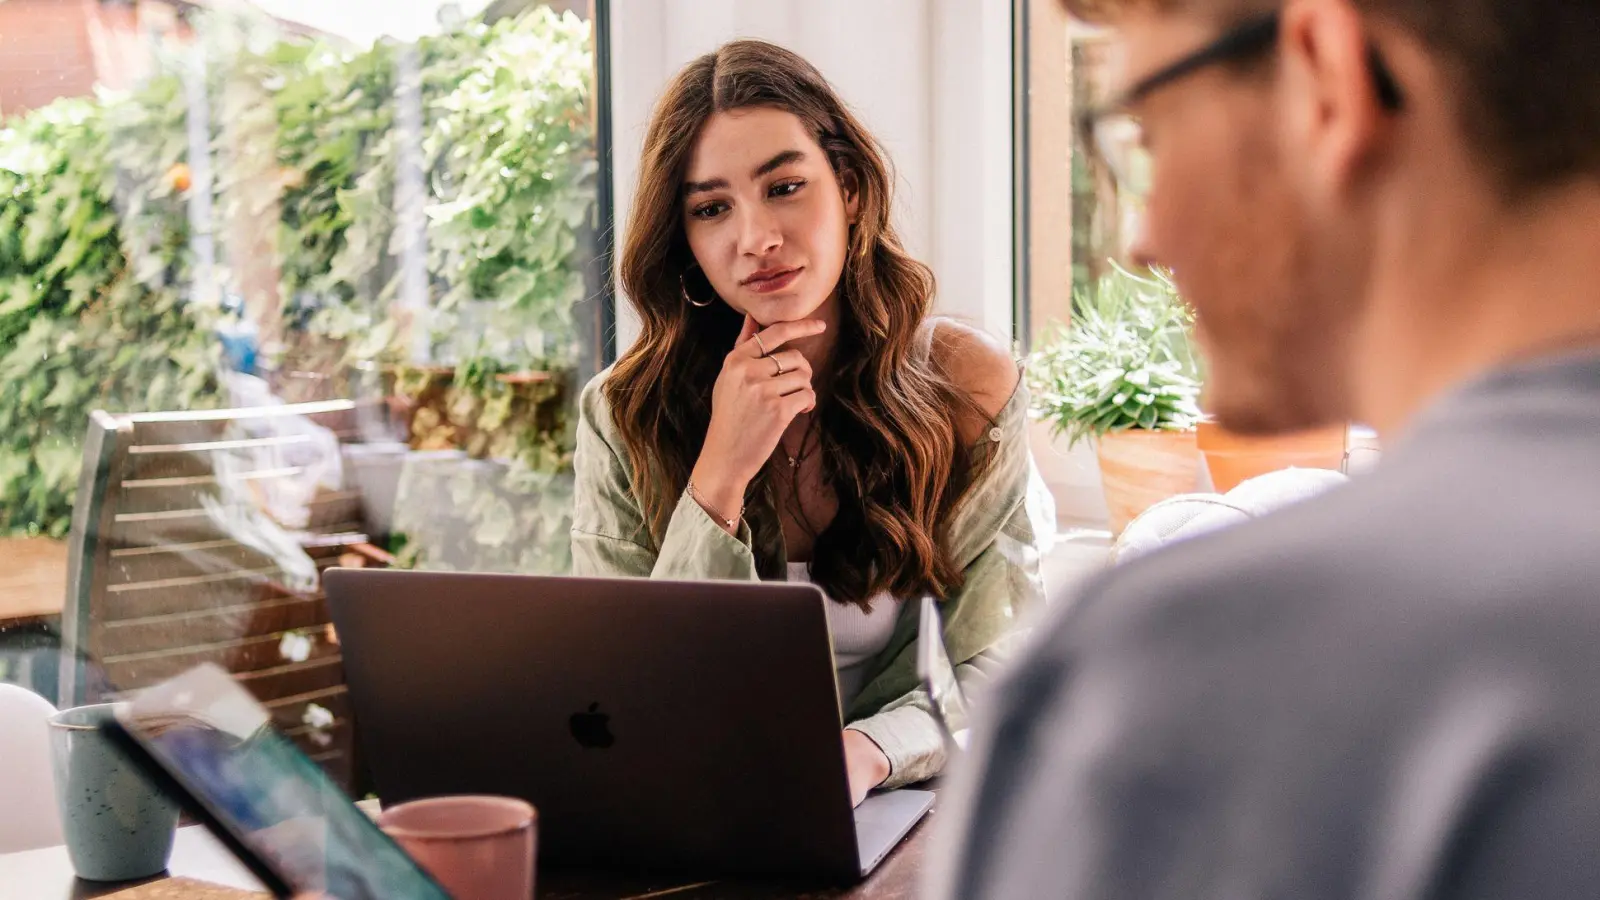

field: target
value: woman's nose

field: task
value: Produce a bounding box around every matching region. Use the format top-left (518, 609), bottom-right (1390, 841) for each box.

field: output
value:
top-left (736, 204), bottom-right (783, 257)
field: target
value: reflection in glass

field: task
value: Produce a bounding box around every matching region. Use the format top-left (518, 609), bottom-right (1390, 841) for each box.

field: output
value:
top-left (1069, 27), bottom-right (1145, 307)
top-left (0, 2), bottom-right (602, 796)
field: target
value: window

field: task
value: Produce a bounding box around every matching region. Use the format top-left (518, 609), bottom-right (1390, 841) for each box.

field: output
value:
top-left (0, 0), bottom-right (608, 792)
top-left (1015, 2), bottom-right (1142, 341)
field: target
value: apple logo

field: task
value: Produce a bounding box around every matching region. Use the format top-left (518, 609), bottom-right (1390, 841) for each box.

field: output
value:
top-left (569, 702), bottom-right (615, 749)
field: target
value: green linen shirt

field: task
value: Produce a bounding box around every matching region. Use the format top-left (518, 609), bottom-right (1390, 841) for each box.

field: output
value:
top-left (570, 368), bottom-right (1050, 788)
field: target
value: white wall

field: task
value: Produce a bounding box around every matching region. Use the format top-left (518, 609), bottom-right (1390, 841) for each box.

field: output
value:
top-left (607, 0), bottom-right (1015, 350)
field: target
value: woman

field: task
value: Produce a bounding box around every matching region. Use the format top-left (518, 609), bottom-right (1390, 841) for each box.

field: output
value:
top-left (571, 39), bottom-right (1051, 805)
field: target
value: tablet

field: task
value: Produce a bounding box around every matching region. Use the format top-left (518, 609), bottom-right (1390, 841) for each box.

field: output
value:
top-left (106, 663), bottom-right (451, 900)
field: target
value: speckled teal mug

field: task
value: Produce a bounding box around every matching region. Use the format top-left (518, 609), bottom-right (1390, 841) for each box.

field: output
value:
top-left (48, 704), bottom-right (179, 882)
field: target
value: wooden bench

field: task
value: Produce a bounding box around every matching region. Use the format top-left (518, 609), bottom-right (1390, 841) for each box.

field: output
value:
top-left (59, 400), bottom-right (392, 793)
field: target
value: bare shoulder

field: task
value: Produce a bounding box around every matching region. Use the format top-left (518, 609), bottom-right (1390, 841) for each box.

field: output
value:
top-left (928, 317), bottom-right (1020, 424)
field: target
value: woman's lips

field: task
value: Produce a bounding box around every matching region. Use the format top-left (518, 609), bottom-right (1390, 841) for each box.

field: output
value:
top-left (742, 267), bottom-right (802, 294)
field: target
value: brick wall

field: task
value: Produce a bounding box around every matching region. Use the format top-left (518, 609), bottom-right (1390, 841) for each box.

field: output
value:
top-left (0, 0), bottom-right (96, 118)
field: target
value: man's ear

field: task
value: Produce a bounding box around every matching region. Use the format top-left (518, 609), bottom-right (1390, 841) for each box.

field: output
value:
top-left (840, 167), bottom-right (862, 224)
top-left (1280, 0), bottom-right (1390, 199)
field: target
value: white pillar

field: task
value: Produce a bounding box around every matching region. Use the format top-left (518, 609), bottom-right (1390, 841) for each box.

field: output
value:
top-left (930, 0), bottom-right (1016, 342)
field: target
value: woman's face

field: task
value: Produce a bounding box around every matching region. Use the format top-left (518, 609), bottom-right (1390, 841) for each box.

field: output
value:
top-left (681, 107), bottom-right (859, 326)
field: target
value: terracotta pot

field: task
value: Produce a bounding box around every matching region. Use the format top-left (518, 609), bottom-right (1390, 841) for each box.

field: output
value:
top-left (1096, 429), bottom-right (1202, 535)
top-left (1197, 421), bottom-right (1348, 493)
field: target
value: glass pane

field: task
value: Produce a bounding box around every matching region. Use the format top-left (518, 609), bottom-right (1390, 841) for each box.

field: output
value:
top-left (1069, 29), bottom-right (1143, 312)
top-left (0, 0), bottom-right (604, 797)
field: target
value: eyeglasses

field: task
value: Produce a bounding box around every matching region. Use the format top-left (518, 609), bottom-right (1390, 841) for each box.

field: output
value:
top-left (1078, 12), bottom-right (1405, 198)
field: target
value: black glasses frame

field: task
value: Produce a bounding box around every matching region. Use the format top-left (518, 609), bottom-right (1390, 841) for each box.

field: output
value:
top-left (1077, 12), bottom-right (1405, 182)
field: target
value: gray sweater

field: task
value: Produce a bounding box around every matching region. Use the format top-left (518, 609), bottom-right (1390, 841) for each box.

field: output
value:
top-left (931, 352), bottom-right (1600, 900)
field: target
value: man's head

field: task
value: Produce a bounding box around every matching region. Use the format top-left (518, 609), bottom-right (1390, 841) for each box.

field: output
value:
top-left (1067, 0), bottom-right (1600, 434)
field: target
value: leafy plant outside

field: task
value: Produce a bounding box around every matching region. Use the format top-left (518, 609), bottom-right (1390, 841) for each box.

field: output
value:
top-left (274, 11), bottom-right (595, 379)
top-left (0, 83), bottom-right (221, 537)
top-left (0, 7), bottom-right (594, 563)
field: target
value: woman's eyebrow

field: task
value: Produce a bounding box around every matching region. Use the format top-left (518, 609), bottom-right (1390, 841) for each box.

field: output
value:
top-left (684, 149), bottom-right (807, 198)
top-left (752, 149), bottom-right (805, 178)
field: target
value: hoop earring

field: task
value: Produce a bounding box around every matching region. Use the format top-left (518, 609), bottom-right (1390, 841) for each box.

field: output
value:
top-left (680, 263), bottom-right (715, 308)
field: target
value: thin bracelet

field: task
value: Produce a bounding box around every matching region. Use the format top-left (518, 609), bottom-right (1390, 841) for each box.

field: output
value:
top-left (686, 480), bottom-right (742, 530)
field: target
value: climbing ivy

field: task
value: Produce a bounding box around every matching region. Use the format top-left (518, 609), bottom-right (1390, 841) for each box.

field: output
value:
top-left (0, 80), bottom-right (220, 537)
top-left (0, 7), bottom-right (595, 542)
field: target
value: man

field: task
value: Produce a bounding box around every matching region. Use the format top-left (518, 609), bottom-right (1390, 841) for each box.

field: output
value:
top-left (932, 0), bottom-right (1600, 897)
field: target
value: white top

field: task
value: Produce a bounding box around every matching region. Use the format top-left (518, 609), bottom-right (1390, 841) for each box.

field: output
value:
top-left (787, 562), bottom-right (901, 710)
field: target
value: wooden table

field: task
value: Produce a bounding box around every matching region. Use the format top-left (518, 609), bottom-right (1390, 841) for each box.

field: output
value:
top-left (0, 537), bottom-right (68, 625)
top-left (0, 811), bottom-right (935, 900)
top-left (0, 536), bottom-right (68, 697)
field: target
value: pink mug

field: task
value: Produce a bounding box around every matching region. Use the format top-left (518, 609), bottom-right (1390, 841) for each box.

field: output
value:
top-left (378, 795), bottom-right (536, 900)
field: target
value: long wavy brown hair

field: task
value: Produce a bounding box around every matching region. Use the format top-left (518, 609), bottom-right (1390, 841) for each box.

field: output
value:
top-left (609, 39), bottom-right (992, 609)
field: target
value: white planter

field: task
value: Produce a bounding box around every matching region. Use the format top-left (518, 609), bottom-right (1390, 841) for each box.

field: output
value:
top-left (340, 442), bottom-right (425, 537)
top-left (1028, 419), bottom-right (1110, 530)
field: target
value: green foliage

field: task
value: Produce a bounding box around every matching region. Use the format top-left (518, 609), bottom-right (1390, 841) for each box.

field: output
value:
top-left (0, 7), bottom-right (594, 548)
top-left (1029, 263), bottom-right (1203, 449)
top-left (421, 14), bottom-right (596, 372)
top-left (269, 12), bottom-right (593, 578)
top-left (0, 86), bottom-right (221, 537)
top-left (272, 37), bottom-right (398, 316)
top-left (275, 10), bottom-right (595, 376)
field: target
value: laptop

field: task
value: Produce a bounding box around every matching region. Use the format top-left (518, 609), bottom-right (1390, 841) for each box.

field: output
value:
top-left (323, 569), bottom-right (934, 882)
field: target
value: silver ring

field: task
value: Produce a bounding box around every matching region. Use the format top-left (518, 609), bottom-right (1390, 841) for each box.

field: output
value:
top-left (753, 333), bottom-right (769, 357)
top-left (771, 356), bottom-right (786, 376)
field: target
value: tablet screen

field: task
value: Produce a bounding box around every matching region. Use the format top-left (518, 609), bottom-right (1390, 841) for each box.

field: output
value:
top-left (117, 663), bottom-right (450, 900)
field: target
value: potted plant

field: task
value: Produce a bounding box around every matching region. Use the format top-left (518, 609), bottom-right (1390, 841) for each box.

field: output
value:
top-left (1030, 264), bottom-right (1204, 534)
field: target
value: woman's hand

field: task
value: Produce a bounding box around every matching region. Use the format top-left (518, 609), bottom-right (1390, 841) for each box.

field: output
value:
top-left (843, 729), bottom-right (891, 807)
top-left (688, 315), bottom-right (823, 532)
